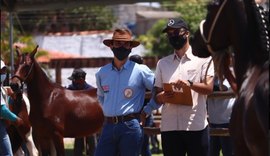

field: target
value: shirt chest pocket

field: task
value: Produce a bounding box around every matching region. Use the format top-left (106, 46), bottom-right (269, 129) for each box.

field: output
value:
top-left (187, 69), bottom-right (198, 81)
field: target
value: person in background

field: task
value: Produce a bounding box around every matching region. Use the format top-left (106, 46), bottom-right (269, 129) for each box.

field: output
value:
top-left (66, 68), bottom-right (97, 156)
top-left (0, 59), bottom-right (23, 156)
top-left (207, 76), bottom-right (235, 156)
top-left (95, 28), bottom-right (155, 156)
top-left (141, 18), bottom-right (214, 156)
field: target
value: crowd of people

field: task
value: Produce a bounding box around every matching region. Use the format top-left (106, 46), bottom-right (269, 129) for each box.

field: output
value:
top-left (1, 17), bottom-right (235, 156)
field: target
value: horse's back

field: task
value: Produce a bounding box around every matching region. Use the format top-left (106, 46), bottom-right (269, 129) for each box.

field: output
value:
top-left (45, 87), bottom-right (104, 137)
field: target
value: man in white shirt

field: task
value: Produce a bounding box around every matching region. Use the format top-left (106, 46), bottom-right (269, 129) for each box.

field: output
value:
top-left (142, 18), bottom-right (214, 156)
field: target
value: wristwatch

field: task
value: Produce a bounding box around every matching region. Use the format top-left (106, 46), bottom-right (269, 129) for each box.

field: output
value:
top-left (188, 80), bottom-right (193, 87)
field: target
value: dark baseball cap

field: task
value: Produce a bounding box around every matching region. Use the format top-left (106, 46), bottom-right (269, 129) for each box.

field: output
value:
top-left (162, 18), bottom-right (189, 33)
top-left (68, 68), bottom-right (86, 80)
top-left (129, 54), bottom-right (143, 64)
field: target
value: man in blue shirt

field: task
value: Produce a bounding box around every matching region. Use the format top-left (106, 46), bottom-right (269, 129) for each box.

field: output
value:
top-left (95, 29), bottom-right (155, 156)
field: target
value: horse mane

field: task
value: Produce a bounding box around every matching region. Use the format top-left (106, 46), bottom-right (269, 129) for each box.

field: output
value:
top-left (32, 57), bottom-right (64, 89)
top-left (244, 0), bottom-right (269, 65)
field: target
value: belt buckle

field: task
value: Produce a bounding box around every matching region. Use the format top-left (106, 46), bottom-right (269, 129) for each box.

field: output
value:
top-left (114, 116), bottom-right (119, 124)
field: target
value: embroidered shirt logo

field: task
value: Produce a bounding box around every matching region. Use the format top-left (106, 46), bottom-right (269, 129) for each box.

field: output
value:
top-left (124, 88), bottom-right (133, 98)
top-left (102, 85), bottom-right (109, 92)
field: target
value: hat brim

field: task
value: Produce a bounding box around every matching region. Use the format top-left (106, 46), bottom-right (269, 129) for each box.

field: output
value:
top-left (103, 39), bottom-right (140, 48)
top-left (68, 76), bottom-right (74, 80)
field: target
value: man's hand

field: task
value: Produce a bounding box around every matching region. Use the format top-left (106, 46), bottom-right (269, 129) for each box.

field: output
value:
top-left (140, 111), bottom-right (148, 126)
top-left (14, 117), bottom-right (24, 126)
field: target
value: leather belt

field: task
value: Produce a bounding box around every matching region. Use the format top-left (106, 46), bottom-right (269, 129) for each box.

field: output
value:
top-left (105, 113), bottom-right (140, 124)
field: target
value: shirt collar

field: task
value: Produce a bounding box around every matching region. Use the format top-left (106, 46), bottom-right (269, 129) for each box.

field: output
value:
top-left (111, 60), bottom-right (131, 71)
top-left (185, 46), bottom-right (194, 60)
top-left (173, 46), bottom-right (194, 61)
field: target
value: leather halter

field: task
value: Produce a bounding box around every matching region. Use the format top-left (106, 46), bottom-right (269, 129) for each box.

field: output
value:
top-left (11, 62), bottom-right (34, 85)
top-left (199, 0), bottom-right (228, 54)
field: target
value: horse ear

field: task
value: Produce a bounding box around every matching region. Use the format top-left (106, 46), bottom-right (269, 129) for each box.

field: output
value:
top-left (30, 45), bottom-right (39, 59)
top-left (15, 46), bottom-right (23, 64)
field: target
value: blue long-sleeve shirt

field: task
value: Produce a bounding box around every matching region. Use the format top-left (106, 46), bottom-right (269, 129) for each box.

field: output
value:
top-left (1, 88), bottom-right (18, 121)
top-left (0, 104), bottom-right (18, 121)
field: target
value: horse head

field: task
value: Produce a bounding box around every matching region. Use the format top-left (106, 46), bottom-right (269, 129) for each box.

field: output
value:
top-left (192, 0), bottom-right (237, 58)
top-left (192, 0), bottom-right (269, 91)
top-left (11, 45), bottom-right (38, 91)
top-left (192, 0), bottom-right (250, 92)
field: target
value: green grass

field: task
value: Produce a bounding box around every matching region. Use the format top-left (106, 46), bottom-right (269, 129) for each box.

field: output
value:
top-left (64, 141), bottom-right (163, 156)
top-left (64, 141), bottom-right (223, 156)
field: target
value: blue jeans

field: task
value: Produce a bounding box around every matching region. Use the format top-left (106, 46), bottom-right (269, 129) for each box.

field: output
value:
top-left (95, 119), bottom-right (143, 156)
top-left (209, 123), bottom-right (233, 156)
top-left (0, 120), bottom-right (13, 156)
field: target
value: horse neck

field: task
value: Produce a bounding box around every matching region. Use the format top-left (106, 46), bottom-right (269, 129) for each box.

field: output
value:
top-left (27, 62), bottom-right (54, 99)
top-left (231, 0), bottom-right (269, 91)
top-left (228, 1), bottom-right (251, 90)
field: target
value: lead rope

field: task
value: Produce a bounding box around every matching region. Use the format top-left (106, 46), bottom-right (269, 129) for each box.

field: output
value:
top-left (199, 0), bottom-right (228, 54)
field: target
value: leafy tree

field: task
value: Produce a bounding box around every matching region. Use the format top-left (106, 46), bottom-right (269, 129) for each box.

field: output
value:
top-left (138, 0), bottom-right (208, 57)
top-left (173, 0), bottom-right (208, 34)
top-left (138, 19), bottom-right (173, 57)
top-left (1, 12), bottom-right (48, 65)
top-left (15, 5), bottom-right (116, 33)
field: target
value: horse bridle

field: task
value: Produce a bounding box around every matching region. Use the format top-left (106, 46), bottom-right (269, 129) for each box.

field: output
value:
top-left (199, 0), bottom-right (228, 54)
top-left (11, 61), bottom-right (34, 90)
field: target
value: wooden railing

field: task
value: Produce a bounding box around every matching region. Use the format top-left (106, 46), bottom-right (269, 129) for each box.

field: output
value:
top-left (143, 91), bottom-right (235, 136)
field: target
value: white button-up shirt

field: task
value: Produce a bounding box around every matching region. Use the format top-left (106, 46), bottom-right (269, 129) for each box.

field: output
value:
top-left (155, 46), bottom-right (214, 131)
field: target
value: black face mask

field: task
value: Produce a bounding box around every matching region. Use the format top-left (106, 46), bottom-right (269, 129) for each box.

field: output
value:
top-left (112, 46), bottom-right (131, 61)
top-left (168, 35), bottom-right (187, 50)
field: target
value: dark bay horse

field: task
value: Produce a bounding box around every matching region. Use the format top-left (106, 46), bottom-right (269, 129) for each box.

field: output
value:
top-left (192, 0), bottom-right (269, 155)
top-left (11, 46), bottom-right (104, 156)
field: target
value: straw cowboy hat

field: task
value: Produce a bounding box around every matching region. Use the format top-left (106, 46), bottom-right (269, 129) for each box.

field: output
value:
top-left (103, 29), bottom-right (140, 48)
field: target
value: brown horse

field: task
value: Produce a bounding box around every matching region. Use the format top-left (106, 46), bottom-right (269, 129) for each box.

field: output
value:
top-left (11, 46), bottom-right (104, 156)
top-left (192, 0), bottom-right (269, 155)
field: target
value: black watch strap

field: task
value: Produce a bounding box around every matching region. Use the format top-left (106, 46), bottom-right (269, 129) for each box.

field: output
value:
top-left (188, 80), bottom-right (193, 87)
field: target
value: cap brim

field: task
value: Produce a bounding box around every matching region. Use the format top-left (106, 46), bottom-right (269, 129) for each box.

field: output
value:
top-left (103, 39), bottom-right (140, 48)
top-left (162, 26), bottom-right (189, 33)
top-left (68, 76), bottom-right (74, 80)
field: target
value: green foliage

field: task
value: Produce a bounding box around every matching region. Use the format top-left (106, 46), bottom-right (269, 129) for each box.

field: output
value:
top-left (138, 20), bottom-right (173, 57)
top-left (17, 36), bottom-right (48, 58)
top-left (174, 0), bottom-right (208, 34)
top-left (66, 5), bottom-right (116, 31)
top-left (1, 19), bottom-right (20, 61)
top-left (1, 14), bottom-right (48, 64)
top-left (137, 0), bottom-right (208, 57)
top-left (15, 5), bottom-right (116, 33)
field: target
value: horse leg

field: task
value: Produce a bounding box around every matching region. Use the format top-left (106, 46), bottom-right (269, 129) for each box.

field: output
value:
top-left (52, 132), bottom-right (65, 156)
top-left (25, 128), bottom-right (39, 156)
